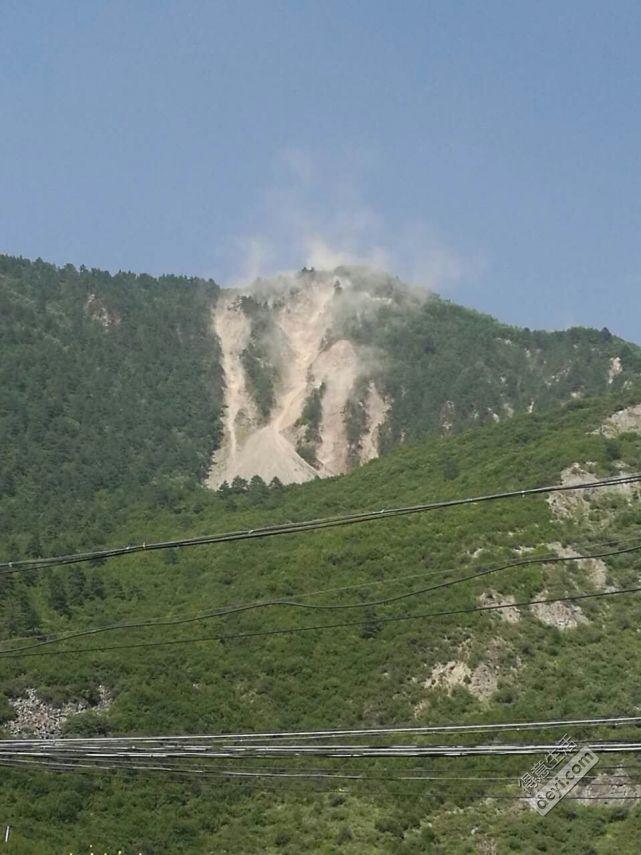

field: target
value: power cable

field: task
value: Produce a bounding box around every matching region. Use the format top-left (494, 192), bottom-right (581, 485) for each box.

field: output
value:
top-left (3, 713), bottom-right (640, 746)
top-left (2, 473), bottom-right (638, 574)
top-left (5, 538), bottom-right (638, 656)
top-left (2, 580), bottom-right (640, 659)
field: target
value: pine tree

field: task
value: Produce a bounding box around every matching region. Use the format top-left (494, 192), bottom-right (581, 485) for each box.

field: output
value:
top-left (47, 574), bottom-right (70, 617)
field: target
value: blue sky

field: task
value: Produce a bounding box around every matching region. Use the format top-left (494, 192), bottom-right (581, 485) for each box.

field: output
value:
top-left (1, 1), bottom-right (640, 340)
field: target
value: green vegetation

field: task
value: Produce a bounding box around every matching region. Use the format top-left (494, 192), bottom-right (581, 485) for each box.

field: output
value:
top-left (344, 377), bottom-right (375, 466)
top-left (0, 255), bottom-right (223, 554)
top-left (2, 385), bottom-right (641, 851)
top-left (340, 283), bottom-right (641, 451)
top-left (239, 295), bottom-right (280, 420)
top-left (4, 256), bottom-right (641, 851)
top-left (295, 382), bottom-right (326, 466)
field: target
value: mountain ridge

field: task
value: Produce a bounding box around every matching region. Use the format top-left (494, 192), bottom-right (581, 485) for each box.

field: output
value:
top-left (3, 252), bottom-right (641, 850)
top-left (2, 252), bottom-right (640, 546)
top-left (206, 264), bottom-right (641, 488)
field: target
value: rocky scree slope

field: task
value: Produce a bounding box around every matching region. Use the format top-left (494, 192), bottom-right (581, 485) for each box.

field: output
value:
top-left (207, 265), bottom-right (641, 488)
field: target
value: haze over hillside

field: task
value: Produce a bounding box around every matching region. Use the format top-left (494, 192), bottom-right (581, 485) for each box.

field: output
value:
top-left (206, 264), bottom-right (641, 489)
top-left (3, 253), bottom-right (641, 541)
top-left (3, 253), bottom-right (641, 851)
top-left (207, 268), bottom-right (398, 487)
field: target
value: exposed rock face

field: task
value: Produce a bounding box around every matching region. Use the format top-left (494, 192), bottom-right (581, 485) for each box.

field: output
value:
top-left (422, 659), bottom-right (474, 695)
top-left (207, 270), bottom-right (391, 487)
top-left (600, 403), bottom-right (641, 437)
top-left (313, 338), bottom-right (362, 474)
top-left (574, 769), bottom-right (641, 806)
top-left (477, 589), bottom-right (521, 623)
top-left (546, 542), bottom-right (607, 588)
top-left (530, 593), bottom-right (588, 630)
top-left (84, 293), bottom-right (121, 329)
top-left (547, 462), bottom-right (641, 521)
top-left (547, 463), bottom-right (599, 520)
top-left (414, 640), bottom-right (519, 714)
top-left (608, 356), bottom-right (623, 383)
top-left (7, 686), bottom-right (112, 738)
top-left (359, 382), bottom-right (390, 464)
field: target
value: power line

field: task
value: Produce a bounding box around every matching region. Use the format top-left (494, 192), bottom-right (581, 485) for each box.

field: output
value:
top-left (0, 754), bottom-right (639, 784)
top-left (3, 740), bottom-right (641, 759)
top-left (9, 751), bottom-right (640, 777)
top-left (7, 758), bottom-right (636, 783)
top-left (5, 538), bottom-right (638, 656)
top-left (3, 580), bottom-right (641, 659)
top-left (3, 472), bottom-right (639, 574)
top-left (10, 758), bottom-right (641, 806)
top-left (2, 529), bottom-right (634, 650)
top-left (6, 756), bottom-right (641, 801)
top-left (6, 755), bottom-right (639, 776)
top-left (1, 713), bottom-right (640, 748)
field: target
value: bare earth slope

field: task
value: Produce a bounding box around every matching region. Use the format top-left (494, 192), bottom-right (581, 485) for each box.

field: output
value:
top-left (207, 271), bottom-right (385, 487)
top-left (205, 264), bottom-right (641, 490)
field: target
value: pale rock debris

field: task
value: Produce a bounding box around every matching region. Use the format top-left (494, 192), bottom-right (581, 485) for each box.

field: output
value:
top-left (600, 403), bottom-right (641, 437)
top-left (530, 592), bottom-right (588, 630)
top-left (546, 542), bottom-right (607, 588)
top-left (359, 382), bottom-right (390, 464)
top-left (477, 590), bottom-right (521, 623)
top-left (207, 272), bottom-right (387, 486)
top-left (608, 356), bottom-right (623, 384)
top-left (8, 686), bottom-right (112, 738)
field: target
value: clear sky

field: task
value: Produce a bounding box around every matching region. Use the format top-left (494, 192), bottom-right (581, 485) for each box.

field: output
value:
top-left (1, 1), bottom-right (640, 341)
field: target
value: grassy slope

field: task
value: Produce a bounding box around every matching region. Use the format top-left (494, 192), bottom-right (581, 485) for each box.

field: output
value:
top-left (2, 389), bottom-right (641, 851)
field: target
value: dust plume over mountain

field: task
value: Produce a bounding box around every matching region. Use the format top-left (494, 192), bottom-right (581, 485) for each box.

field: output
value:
top-left (206, 266), bottom-right (403, 488)
top-left (206, 261), bottom-right (641, 490)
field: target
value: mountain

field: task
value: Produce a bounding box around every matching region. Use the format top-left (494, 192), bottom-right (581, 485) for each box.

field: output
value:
top-left (206, 267), bottom-right (397, 487)
top-left (3, 254), bottom-right (641, 850)
top-left (0, 255), bottom-right (222, 550)
top-left (207, 265), bottom-right (641, 488)
top-left (3, 253), bottom-right (640, 557)
top-left (2, 387), bottom-right (641, 851)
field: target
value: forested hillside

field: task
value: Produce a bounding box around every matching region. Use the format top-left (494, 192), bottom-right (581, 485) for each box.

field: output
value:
top-left (208, 266), bottom-right (641, 487)
top-left (2, 386), bottom-right (641, 851)
top-left (351, 278), bottom-right (641, 450)
top-left (0, 255), bottom-right (223, 553)
top-left (324, 267), bottom-right (641, 451)
top-left (3, 255), bottom-right (640, 542)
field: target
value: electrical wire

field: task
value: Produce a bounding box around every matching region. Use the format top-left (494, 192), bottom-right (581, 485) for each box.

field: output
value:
top-left (5, 538), bottom-right (638, 656)
top-left (0, 740), bottom-right (641, 762)
top-left (2, 579), bottom-right (640, 659)
top-left (5, 741), bottom-right (641, 758)
top-left (7, 756), bottom-right (640, 801)
top-left (2, 473), bottom-right (639, 574)
top-left (3, 713), bottom-right (640, 747)
top-left (0, 754), bottom-right (638, 784)
top-left (0, 529), bottom-right (633, 650)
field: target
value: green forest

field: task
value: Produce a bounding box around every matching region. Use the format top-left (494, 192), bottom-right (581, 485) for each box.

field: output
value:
top-left (3, 256), bottom-right (641, 851)
top-left (2, 376), bottom-right (641, 850)
top-left (0, 255), bottom-right (223, 555)
top-left (3, 256), bottom-right (640, 548)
